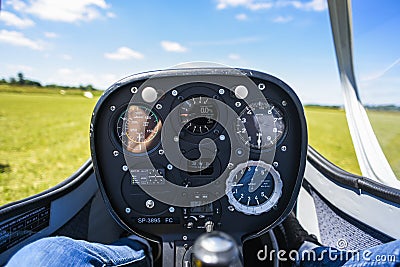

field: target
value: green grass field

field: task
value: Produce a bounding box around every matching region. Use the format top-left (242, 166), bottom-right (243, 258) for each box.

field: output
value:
top-left (0, 89), bottom-right (399, 206)
top-left (0, 91), bottom-right (98, 206)
top-left (306, 107), bottom-right (400, 177)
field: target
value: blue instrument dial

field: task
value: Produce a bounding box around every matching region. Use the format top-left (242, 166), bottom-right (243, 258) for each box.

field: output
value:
top-left (226, 161), bottom-right (283, 215)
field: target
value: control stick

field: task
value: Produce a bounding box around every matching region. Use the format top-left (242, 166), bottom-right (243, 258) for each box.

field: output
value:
top-left (192, 230), bottom-right (243, 267)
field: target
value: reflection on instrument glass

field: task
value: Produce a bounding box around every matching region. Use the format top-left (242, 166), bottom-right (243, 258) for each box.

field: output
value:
top-left (226, 161), bottom-right (282, 215)
top-left (131, 169), bottom-right (165, 185)
top-left (236, 101), bottom-right (285, 150)
top-left (117, 105), bottom-right (162, 154)
top-left (187, 158), bottom-right (214, 176)
top-left (180, 96), bottom-right (218, 134)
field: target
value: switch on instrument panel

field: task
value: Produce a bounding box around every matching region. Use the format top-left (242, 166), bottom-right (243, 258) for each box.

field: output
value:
top-left (183, 201), bottom-right (222, 230)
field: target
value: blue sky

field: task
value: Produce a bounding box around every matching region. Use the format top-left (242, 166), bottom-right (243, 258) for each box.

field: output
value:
top-left (0, 0), bottom-right (399, 105)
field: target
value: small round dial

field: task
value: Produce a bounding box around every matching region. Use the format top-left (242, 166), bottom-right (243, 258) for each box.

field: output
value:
top-left (179, 96), bottom-right (218, 134)
top-left (236, 101), bottom-right (285, 150)
top-left (117, 105), bottom-right (162, 154)
top-left (226, 161), bottom-right (282, 215)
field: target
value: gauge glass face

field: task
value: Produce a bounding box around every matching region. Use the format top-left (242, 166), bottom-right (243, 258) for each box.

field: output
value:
top-left (117, 105), bottom-right (161, 154)
top-left (226, 161), bottom-right (282, 215)
top-left (231, 165), bottom-right (274, 207)
top-left (236, 101), bottom-right (285, 149)
top-left (180, 96), bottom-right (218, 134)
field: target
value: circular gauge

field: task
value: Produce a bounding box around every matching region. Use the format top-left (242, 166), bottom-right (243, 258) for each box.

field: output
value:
top-left (236, 101), bottom-right (285, 150)
top-left (179, 96), bottom-right (218, 134)
top-left (116, 105), bottom-right (162, 154)
top-left (226, 161), bottom-right (282, 215)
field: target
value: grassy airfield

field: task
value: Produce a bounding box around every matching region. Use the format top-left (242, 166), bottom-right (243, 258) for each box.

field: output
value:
top-left (0, 86), bottom-right (399, 205)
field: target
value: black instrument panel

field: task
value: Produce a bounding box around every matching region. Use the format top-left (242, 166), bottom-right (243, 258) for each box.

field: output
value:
top-left (90, 68), bottom-right (307, 243)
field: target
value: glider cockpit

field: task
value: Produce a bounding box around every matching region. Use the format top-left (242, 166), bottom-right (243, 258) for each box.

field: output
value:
top-left (90, 68), bottom-right (307, 265)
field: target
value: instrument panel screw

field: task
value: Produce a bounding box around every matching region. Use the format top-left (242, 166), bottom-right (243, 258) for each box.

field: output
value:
top-left (125, 207), bottom-right (131, 214)
top-left (113, 151), bottom-right (119, 157)
top-left (183, 235), bottom-right (188, 241)
top-left (258, 83), bottom-right (266, 90)
top-left (236, 148), bottom-right (244, 157)
top-left (156, 104), bottom-right (162, 109)
top-left (169, 207), bottom-right (175, 213)
top-left (281, 146), bottom-right (287, 152)
top-left (173, 136), bottom-right (179, 142)
top-left (218, 88), bottom-right (225, 95)
top-left (167, 164), bottom-right (173, 170)
top-left (122, 165), bottom-right (128, 171)
top-left (228, 206), bottom-right (235, 212)
top-left (235, 102), bottom-right (241, 107)
top-left (146, 200), bottom-right (155, 209)
top-left (219, 134), bottom-right (226, 141)
top-left (130, 87), bottom-right (138, 94)
top-left (273, 161), bottom-right (279, 168)
top-left (110, 105), bottom-right (116, 111)
top-left (171, 90), bottom-right (178, 96)
top-left (282, 100), bottom-right (287, 106)
top-left (227, 163), bottom-right (234, 169)
top-left (158, 149), bottom-right (164, 155)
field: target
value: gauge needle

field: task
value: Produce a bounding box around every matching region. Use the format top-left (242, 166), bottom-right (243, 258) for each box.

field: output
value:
top-left (257, 132), bottom-right (262, 149)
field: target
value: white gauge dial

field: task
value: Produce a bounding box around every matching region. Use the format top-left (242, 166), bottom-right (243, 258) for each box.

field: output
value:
top-left (225, 161), bottom-right (283, 215)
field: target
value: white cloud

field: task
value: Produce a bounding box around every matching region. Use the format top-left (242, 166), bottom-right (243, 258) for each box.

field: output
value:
top-left (228, 53), bottom-right (241, 60)
top-left (6, 64), bottom-right (33, 72)
top-left (216, 0), bottom-right (327, 11)
top-left (0, 30), bottom-right (44, 50)
top-left (50, 67), bottom-right (117, 89)
top-left (247, 2), bottom-right (274, 10)
top-left (0, 11), bottom-right (35, 28)
top-left (160, 41), bottom-right (188, 53)
top-left (216, 0), bottom-right (273, 10)
top-left (61, 54), bottom-right (72, 60)
top-left (272, 15), bottom-right (293, 23)
top-left (106, 12), bottom-right (116, 18)
top-left (189, 36), bottom-right (261, 46)
top-left (5, 0), bottom-right (27, 11)
top-left (235, 13), bottom-right (248, 21)
top-left (104, 47), bottom-right (144, 60)
top-left (58, 68), bottom-right (73, 75)
top-left (16, 0), bottom-right (111, 23)
top-left (44, 32), bottom-right (58, 38)
top-left (277, 0), bottom-right (327, 12)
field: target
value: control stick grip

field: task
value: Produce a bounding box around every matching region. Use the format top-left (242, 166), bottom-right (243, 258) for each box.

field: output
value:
top-left (192, 231), bottom-right (243, 267)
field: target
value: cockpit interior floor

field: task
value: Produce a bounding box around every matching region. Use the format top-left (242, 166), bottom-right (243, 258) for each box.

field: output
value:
top-left (303, 182), bottom-right (393, 250)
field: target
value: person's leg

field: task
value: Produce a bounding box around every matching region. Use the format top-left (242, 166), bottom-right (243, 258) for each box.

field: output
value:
top-left (297, 240), bottom-right (400, 267)
top-left (281, 212), bottom-right (400, 266)
top-left (343, 239), bottom-right (400, 267)
top-left (6, 236), bottom-right (151, 267)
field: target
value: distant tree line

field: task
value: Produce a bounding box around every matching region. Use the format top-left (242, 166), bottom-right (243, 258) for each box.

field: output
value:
top-left (305, 104), bottom-right (400, 111)
top-left (0, 72), bottom-right (98, 91)
top-left (365, 105), bottom-right (400, 111)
